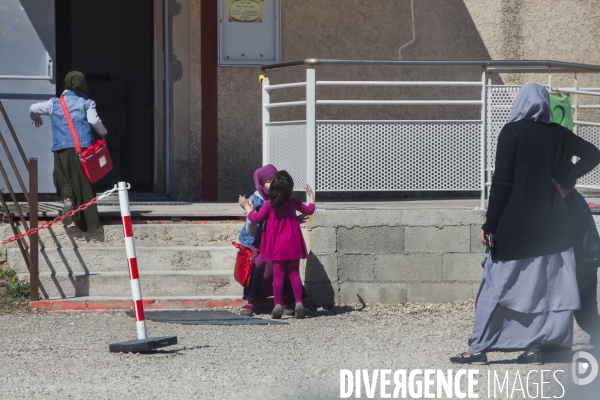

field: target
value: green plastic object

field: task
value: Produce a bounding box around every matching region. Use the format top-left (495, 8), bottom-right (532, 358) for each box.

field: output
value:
top-left (549, 93), bottom-right (574, 131)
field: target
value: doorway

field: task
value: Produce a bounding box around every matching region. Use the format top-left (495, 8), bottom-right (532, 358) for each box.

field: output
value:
top-left (55, 0), bottom-right (155, 192)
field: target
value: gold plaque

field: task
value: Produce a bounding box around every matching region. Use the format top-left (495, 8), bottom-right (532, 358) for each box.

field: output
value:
top-left (229, 0), bottom-right (263, 23)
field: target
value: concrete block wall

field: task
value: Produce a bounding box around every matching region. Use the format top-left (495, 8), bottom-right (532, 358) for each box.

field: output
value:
top-left (303, 209), bottom-right (488, 306)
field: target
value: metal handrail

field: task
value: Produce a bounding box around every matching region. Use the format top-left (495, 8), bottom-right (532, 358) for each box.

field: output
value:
top-left (316, 81), bottom-right (483, 86)
top-left (264, 101), bottom-right (307, 109)
top-left (552, 88), bottom-right (600, 97)
top-left (316, 100), bottom-right (482, 106)
top-left (0, 101), bottom-right (39, 300)
top-left (262, 59), bottom-right (600, 73)
top-left (265, 82), bottom-right (307, 90)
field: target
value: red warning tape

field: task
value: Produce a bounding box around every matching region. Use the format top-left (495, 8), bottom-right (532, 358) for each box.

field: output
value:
top-left (1, 187), bottom-right (118, 245)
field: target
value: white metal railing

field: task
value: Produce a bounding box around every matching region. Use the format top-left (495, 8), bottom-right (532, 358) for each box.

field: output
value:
top-left (316, 81), bottom-right (483, 86)
top-left (261, 60), bottom-right (600, 208)
top-left (316, 100), bottom-right (482, 105)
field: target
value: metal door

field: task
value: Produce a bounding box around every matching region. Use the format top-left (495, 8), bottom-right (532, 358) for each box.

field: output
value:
top-left (0, 0), bottom-right (55, 193)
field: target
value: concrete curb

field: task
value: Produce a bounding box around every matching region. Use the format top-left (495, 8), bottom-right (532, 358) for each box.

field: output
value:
top-left (30, 298), bottom-right (246, 311)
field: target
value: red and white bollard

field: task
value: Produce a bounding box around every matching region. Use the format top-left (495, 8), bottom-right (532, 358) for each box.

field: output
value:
top-left (109, 182), bottom-right (177, 353)
top-left (118, 181), bottom-right (147, 340)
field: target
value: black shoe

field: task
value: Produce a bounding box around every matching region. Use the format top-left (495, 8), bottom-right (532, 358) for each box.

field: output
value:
top-left (450, 352), bottom-right (488, 365)
top-left (517, 349), bottom-right (543, 365)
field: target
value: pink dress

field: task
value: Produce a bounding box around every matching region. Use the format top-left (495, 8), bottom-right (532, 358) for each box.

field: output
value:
top-left (247, 198), bottom-right (315, 260)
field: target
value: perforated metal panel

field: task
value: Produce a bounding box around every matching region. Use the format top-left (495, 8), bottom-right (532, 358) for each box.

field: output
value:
top-left (316, 121), bottom-right (482, 191)
top-left (575, 125), bottom-right (600, 187)
top-left (487, 86), bottom-right (600, 187)
top-left (265, 122), bottom-right (307, 190)
top-left (486, 86), bottom-right (520, 171)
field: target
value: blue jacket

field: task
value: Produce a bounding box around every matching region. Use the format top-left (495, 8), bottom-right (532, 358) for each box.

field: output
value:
top-left (238, 192), bottom-right (266, 248)
top-left (50, 91), bottom-right (94, 152)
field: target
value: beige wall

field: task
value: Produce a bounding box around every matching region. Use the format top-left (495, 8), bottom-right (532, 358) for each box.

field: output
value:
top-left (170, 0), bottom-right (600, 201)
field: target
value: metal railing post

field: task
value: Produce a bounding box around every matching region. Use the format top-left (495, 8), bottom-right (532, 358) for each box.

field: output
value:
top-left (480, 69), bottom-right (487, 210)
top-left (574, 74), bottom-right (579, 135)
top-left (306, 68), bottom-right (316, 195)
top-left (262, 75), bottom-right (270, 166)
top-left (28, 158), bottom-right (38, 301)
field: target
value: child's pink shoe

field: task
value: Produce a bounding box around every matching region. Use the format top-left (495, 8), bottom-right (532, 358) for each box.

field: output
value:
top-left (240, 301), bottom-right (254, 316)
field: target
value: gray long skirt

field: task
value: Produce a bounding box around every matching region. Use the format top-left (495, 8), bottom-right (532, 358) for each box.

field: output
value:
top-left (468, 248), bottom-right (580, 354)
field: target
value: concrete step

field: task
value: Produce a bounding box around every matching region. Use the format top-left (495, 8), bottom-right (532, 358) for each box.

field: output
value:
top-left (21, 270), bottom-right (240, 299)
top-left (0, 222), bottom-right (243, 249)
top-left (30, 296), bottom-right (246, 311)
top-left (8, 246), bottom-right (238, 275)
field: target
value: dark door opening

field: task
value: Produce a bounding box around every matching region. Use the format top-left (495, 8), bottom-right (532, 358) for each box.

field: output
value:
top-left (55, 0), bottom-right (155, 192)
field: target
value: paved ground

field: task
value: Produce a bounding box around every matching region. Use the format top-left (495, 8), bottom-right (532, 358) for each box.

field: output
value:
top-left (1, 301), bottom-right (598, 399)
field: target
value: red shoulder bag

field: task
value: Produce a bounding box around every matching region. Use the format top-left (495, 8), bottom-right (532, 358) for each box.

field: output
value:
top-left (232, 241), bottom-right (255, 287)
top-left (59, 97), bottom-right (113, 184)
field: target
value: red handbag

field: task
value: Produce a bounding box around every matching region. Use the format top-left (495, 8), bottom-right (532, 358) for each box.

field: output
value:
top-left (59, 97), bottom-right (113, 184)
top-left (232, 241), bottom-right (255, 287)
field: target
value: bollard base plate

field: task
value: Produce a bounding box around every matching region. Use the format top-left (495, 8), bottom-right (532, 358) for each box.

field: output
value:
top-left (109, 336), bottom-right (178, 353)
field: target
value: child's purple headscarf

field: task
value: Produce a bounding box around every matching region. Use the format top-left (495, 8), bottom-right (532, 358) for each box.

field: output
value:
top-left (254, 164), bottom-right (277, 200)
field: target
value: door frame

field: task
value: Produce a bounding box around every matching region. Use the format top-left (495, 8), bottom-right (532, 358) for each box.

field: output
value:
top-left (153, 0), bottom-right (168, 193)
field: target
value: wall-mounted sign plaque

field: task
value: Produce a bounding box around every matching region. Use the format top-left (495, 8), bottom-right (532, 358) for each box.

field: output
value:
top-left (229, 0), bottom-right (263, 23)
top-left (219, 0), bottom-right (280, 66)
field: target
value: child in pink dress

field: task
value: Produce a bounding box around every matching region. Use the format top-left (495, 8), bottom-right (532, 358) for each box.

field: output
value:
top-left (239, 170), bottom-right (315, 319)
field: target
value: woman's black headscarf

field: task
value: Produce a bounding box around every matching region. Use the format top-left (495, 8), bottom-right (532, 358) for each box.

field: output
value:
top-left (64, 71), bottom-right (90, 98)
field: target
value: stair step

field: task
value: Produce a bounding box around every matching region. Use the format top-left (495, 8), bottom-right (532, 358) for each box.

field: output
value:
top-left (0, 222), bottom-right (243, 249)
top-left (8, 246), bottom-right (238, 274)
top-left (31, 296), bottom-right (246, 311)
top-left (23, 270), bottom-right (240, 299)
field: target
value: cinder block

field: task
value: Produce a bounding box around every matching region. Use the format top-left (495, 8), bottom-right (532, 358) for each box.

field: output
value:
top-left (338, 254), bottom-right (375, 282)
top-left (407, 283), bottom-right (474, 303)
top-left (470, 225), bottom-right (484, 253)
top-left (308, 209), bottom-right (485, 229)
top-left (443, 253), bottom-right (484, 282)
top-left (308, 210), bottom-right (403, 229)
top-left (339, 282), bottom-right (407, 304)
top-left (308, 227), bottom-right (337, 255)
top-left (301, 227), bottom-right (309, 252)
top-left (399, 209), bottom-right (486, 227)
top-left (375, 253), bottom-right (442, 282)
top-left (305, 281), bottom-right (338, 307)
top-left (337, 226), bottom-right (403, 254)
top-left (404, 226), bottom-right (470, 253)
top-left (304, 253), bottom-right (338, 283)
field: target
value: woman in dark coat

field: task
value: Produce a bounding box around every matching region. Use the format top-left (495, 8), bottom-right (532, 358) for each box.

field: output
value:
top-left (451, 83), bottom-right (600, 365)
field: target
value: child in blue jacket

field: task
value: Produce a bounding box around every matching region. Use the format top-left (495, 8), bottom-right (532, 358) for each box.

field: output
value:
top-left (238, 164), bottom-right (306, 316)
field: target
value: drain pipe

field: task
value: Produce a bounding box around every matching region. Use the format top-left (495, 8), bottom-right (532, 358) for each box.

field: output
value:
top-left (398, 0), bottom-right (416, 60)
